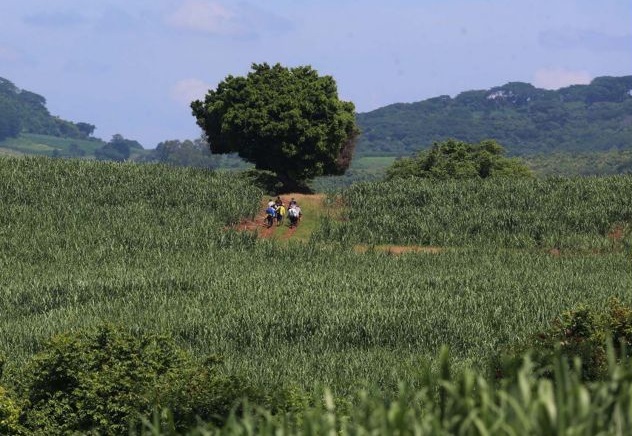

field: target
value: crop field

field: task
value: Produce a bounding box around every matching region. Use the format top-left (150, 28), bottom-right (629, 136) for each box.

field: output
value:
top-left (1, 157), bottom-right (631, 402)
top-left (315, 176), bottom-right (632, 250)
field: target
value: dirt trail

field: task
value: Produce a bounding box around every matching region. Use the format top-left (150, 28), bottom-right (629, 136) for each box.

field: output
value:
top-left (233, 193), bottom-right (325, 240)
top-left (232, 193), bottom-right (443, 254)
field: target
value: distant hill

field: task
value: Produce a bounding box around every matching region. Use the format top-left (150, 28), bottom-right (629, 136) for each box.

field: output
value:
top-left (0, 76), bottom-right (156, 161)
top-left (355, 76), bottom-right (632, 157)
top-left (0, 77), bottom-right (97, 142)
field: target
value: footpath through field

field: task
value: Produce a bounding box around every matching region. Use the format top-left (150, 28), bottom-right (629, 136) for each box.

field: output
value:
top-left (235, 193), bottom-right (327, 242)
top-left (235, 193), bottom-right (444, 254)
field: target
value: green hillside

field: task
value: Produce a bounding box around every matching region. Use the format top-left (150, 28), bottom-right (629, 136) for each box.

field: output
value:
top-left (356, 75), bottom-right (632, 157)
top-left (0, 77), bottom-right (95, 142)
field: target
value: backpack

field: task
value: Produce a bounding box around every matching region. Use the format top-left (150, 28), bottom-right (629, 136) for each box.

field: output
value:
top-left (288, 207), bottom-right (298, 218)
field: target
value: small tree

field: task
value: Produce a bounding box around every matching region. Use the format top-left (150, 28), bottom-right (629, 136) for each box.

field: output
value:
top-left (386, 139), bottom-right (533, 180)
top-left (191, 63), bottom-right (359, 193)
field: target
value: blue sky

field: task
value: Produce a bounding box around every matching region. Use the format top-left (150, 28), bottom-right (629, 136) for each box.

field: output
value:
top-left (1, 0), bottom-right (630, 148)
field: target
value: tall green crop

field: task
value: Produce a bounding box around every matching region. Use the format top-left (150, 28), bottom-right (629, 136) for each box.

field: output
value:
top-left (0, 156), bottom-right (630, 400)
top-left (314, 176), bottom-right (632, 249)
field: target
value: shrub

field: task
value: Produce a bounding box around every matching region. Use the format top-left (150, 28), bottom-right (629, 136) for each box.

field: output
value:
top-left (499, 298), bottom-right (632, 381)
top-left (0, 385), bottom-right (22, 435)
top-left (13, 325), bottom-right (257, 434)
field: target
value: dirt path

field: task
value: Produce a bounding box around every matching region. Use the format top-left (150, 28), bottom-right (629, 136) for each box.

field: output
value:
top-left (233, 193), bottom-right (326, 241)
top-left (232, 193), bottom-right (444, 255)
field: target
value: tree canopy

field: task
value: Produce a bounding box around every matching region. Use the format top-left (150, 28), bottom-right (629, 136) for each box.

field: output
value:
top-left (191, 63), bottom-right (359, 192)
top-left (385, 139), bottom-right (533, 180)
top-left (95, 134), bottom-right (143, 162)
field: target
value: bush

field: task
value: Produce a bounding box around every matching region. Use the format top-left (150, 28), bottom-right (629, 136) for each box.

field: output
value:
top-left (13, 325), bottom-right (257, 434)
top-left (385, 138), bottom-right (533, 180)
top-left (0, 385), bottom-right (22, 435)
top-left (499, 298), bottom-right (632, 381)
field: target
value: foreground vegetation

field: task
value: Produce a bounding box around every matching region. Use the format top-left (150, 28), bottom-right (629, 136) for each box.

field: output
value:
top-left (138, 350), bottom-right (632, 435)
top-left (0, 156), bottom-right (631, 433)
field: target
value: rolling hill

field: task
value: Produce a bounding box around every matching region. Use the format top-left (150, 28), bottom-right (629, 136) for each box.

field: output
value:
top-left (355, 75), bottom-right (632, 157)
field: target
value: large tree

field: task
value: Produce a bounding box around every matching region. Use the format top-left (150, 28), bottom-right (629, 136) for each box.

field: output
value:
top-left (191, 63), bottom-right (359, 192)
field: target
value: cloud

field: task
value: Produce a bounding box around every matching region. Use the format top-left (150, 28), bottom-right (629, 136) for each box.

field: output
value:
top-left (22, 10), bottom-right (85, 28)
top-left (539, 28), bottom-right (632, 52)
top-left (165, 0), bottom-right (291, 38)
top-left (165, 1), bottom-right (240, 35)
top-left (170, 79), bottom-right (211, 106)
top-left (533, 68), bottom-right (592, 90)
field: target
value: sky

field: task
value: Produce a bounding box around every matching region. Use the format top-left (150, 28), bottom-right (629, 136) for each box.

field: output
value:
top-left (1, 0), bottom-right (630, 148)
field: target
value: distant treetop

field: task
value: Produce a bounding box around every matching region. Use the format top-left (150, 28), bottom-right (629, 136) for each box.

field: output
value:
top-left (385, 139), bottom-right (533, 180)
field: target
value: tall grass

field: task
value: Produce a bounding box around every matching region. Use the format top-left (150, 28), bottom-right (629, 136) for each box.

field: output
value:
top-left (0, 156), bottom-right (630, 399)
top-left (140, 349), bottom-right (632, 435)
top-left (314, 176), bottom-right (632, 249)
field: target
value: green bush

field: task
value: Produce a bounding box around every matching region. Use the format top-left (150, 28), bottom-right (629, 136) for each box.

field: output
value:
top-left (385, 138), bottom-right (532, 181)
top-left (12, 325), bottom-right (257, 434)
top-left (500, 298), bottom-right (632, 381)
top-left (0, 385), bottom-right (22, 435)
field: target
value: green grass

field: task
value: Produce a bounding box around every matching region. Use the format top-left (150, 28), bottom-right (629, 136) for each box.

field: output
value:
top-left (0, 133), bottom-right (106, 156)
top-left (314, 176), bottom-right (632, 250)
top-left (0, 156), bottom-right (631, 400)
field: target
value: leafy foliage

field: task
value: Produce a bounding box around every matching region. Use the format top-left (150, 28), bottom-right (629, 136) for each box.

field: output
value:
top-left (501, 299), bottom-right (632, 381)
top-left (0, 385), bottom-right (22, 435)
top-left (0, 97), bottom-right (21, 141)
top-left (140, 350), bottom-right (632, 435)
top-left (356, 75), bottom-right (632, 157)
top-left (386, 138), bottom-right (532, 180)
top-left (140, 138), bottom-right (250, 170)
top-left (525, 149), bottom-right (632, 177)
top-left (95, 134), bottom-right (143, 162)
top-left (191, 63), bottom-right (359, 192)
top-left (12, 325), bottom-right (258, 434)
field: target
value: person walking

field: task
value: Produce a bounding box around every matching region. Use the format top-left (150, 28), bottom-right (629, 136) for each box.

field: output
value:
top-left (288, 204), bottom-right (301, 228)
top-left (265, 204), bottom-right (276, 228)
top-left (276, 203), bottom-right (286, 226)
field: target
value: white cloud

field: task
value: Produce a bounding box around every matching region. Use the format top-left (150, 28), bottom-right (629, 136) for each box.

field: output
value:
top-left (533, 68), bottom-right (592, 90)
top-left (170, 78), bottom-right (211, 106)
top-left (165, 0), bottom-right (239, 35)
top-left (164, 0), bottom-right (292, 38)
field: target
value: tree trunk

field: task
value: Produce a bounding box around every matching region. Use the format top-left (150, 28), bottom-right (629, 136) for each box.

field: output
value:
top-left (276, 173), bottom-right (313, 194)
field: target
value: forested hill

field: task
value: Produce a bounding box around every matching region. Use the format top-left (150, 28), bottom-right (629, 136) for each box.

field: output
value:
top-left (356, 75), bottom-right (632, 157)
top-left (0, 77), bottom-right (96, 142)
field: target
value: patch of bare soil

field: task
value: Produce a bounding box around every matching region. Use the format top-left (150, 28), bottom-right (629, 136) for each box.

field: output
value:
top-left (353, 244), bottom-right (443, 255)
top-left (548, 248), bottom-right (561, 257)
top-left (608, 224), bottom-right (625, 242)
